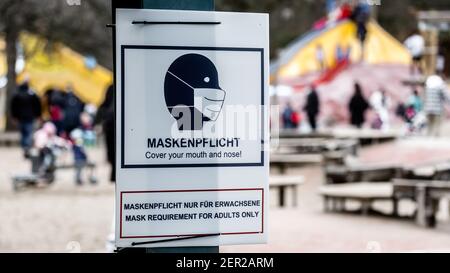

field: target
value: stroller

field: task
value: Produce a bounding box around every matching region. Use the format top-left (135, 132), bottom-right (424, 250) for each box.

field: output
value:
top-left (403, 105), bottom-right (427, 134)
top-left (408, 111), bottom-right (427, 134)
top-left (13, 145), bottom-right (61, 191)
top-left (12, 123), bottom-right (97, 192)
top-left (396, 103), bottom-right (426, 135)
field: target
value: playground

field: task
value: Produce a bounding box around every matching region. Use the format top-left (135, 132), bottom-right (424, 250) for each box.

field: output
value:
top-left (2, 0), bottom-right (450, 253)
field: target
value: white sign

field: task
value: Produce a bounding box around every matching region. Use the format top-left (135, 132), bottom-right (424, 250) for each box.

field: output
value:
top-left (115, 8), bottom-right (269, 247)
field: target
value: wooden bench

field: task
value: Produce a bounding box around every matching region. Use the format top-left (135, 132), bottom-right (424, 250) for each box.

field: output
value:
top-left (323, 150), bottom-right (349, 165)
top-left (394, 179), bottom-right (450, 227)
top-left (271, 154), bottom-right (323, 174)
top-left (270, 175), bottom-right (304, 207)
top-left (324, 163), bottom-right (401, 184)
top-left (402, 161), bottom-right (450, 181)
top-left (319, 182), bottom-right (396, 215)
top-left (0, 132), bottom-right (20, 147)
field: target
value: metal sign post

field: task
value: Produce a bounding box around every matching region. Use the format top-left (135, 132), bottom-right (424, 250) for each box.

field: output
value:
top-left (112, 0), bottom-right (269, 254)
top-left (112, 0), bottom-right (218, 254)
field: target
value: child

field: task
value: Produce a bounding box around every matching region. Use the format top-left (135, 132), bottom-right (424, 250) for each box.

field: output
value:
top-left (70, 129), bottom-right (88, 185)
top-left (33, 122), bottom-right (69, 181)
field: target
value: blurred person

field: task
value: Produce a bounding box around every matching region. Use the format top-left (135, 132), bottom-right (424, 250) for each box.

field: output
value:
top-left (84, 104), bottom-right (97, 123)
top-left (67, 108), bottom-right (96, 185)
top-left (291, 109), bottom-right (301, 130)
top-left (33, 122), bottom-right (69, 181)
top-left (402, 90), bottom-right (425, 133)
top-left (338, 2), bottom-right (353, 21)
top-left (397, 90), bottom-right (422, 127)
top-left (282, 103), bottom-right (300, 129)
top-left (407, 89), bottom-right (423, 115)
top-left (63, 84), bottom-right (84, 136)
top-left (370, 88), bottom-right (391, 131)
top-left (336, 44), bottom-right (344, 63)
top-left (80, 111), bottom-right (96, 147)
top-left (48, 89), bottom-right (66, 136)
top-left (336, 44), bottom-right (351, 63)
top-left (325, 1), bottom-right (353, 28)
top-left (33, 122), bottom-right (65, 152)
top-left (423, 75), bottom-right (449, 137)
top-left (95, 84), bottom-right (115, 182)
top-left (328, 1), bottom-right (352, 21)
top-left (70, 129), bottom-right (89, 186)
top-left (404, 29), bottom-right (425, 75)
top-left (316, 44), bottom-right (326, 72)
top-left (42, 89), bottom-right (54, 120)
top-left (395, 102), bottom-right (406, 122)
top-left (343, 44), bottom-right (352, 62)
top-left (350, 0), bottom-right (370, 61)
top-left (304, 85), bottom-right (320, 132)
top-left (348, 82), bottom-right (369, 128)
top-left (11, 80), bottom-right (42, 157)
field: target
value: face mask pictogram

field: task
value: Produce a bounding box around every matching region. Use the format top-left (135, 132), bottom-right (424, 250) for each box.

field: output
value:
top-left (164, 54), bottom-right (226, 131)
top-left (167, 71), bottom-right (226, 121)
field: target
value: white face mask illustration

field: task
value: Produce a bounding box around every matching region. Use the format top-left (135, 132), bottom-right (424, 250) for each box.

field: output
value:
top-left (168, 71), bottom-right (226, 121)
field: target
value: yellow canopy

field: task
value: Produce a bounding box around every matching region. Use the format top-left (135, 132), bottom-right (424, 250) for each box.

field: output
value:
top-left (1, 33), bottom-right (112, 106)
top-left (0, 39), bottom-right (6, 78)
top-left (276, 20), bottom-right (412, 80)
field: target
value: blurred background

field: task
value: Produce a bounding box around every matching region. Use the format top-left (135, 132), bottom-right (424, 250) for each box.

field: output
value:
top-left (2, 0), bottom-right (450, 252)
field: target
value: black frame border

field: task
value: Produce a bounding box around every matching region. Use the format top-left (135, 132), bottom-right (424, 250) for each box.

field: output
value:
top-left (120, 45), bottom-right (266, 169)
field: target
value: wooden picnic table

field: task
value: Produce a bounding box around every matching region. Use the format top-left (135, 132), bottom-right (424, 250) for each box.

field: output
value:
top-left (270, 175), bottom-right (304, 207)
top-left (274, 138), bottom-right (359, 155)
top-left (356, 138), bottom-right (450, 169)
top-left (319, 179), bottom-right (450, 228)
top-left (393, 179), bottom-right (450, 227)
top-left (319, 182), bottom-right (395, 215)
top-left (402, 161), bottom-right (450, 181)
top-left (330, 128), bottom-right (401, 145)
top-left (324, 138), bottom-right (450, 184)
top-left (274, 130), bottom-right (333, 139)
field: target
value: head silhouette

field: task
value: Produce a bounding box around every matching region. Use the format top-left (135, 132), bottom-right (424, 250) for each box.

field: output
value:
top-left (164, 54), bottom-right (225, 131)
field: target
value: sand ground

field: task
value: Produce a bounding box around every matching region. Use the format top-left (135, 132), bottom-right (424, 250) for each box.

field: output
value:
top-left (0, 146), bottom-right (114, 252)
top-left (2, 142), bottom-right (450, 253)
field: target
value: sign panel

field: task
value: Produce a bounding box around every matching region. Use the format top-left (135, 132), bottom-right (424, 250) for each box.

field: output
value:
top-left (115, 8), bottom-right (269, 247)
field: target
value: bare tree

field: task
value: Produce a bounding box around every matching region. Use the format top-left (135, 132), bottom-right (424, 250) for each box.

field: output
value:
top-left (0, 0), bottom-right (55, 130)
top-left (2, 0), bottom-right (450, 131)
top-left (0, 0), bottom-right (112, 131)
